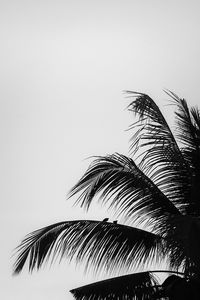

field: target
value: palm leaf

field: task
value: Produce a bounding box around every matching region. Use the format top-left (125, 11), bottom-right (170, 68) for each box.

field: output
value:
top-left (69, 153), bottom-right (181, 228)
top-left (165, 90), bottom-right (200, 215)
top-left (126, 91), bottom-right (190, 213)
top-left (13, 220), bottom-right (164, 275)
top-left (70, 271), bottom-right (161, 300)
top-left (166, 90), bottom-right (200, 153)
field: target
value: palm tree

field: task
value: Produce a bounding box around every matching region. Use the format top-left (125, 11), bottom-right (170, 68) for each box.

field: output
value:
top-left (13, 91), bottom-right (200, 299)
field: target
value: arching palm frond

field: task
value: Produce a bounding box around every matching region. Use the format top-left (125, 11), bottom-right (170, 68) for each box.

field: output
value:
top-left (13, 91), bottom-right (200, 300)
top-left (69, 153), bottom-right (181, 229)
top-left (166, 91), bottom-right (200, 154)
top-left (165, 90), bottom-right (200, 215)
top-left (13, 220), bottom-right (164, 275)
top-left (126, 91), bottom-right (190, 213)
top-left (70, 272), bottom-right (161, 300)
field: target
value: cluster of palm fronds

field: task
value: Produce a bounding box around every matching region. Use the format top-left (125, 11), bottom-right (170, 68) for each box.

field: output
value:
top-left (13, 91), bottom-right (200, 299)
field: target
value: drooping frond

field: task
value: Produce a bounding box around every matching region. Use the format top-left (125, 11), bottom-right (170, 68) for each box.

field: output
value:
top-left (69, 153), bottom-right (181, 227)
top-left (13, 220), bottom-right (164, 275)
top-left (126, 91), bottom-right (190, 213)
top-left (70, 271), bottom-right (161, 300)
top-left (13, 221), bottom-right (68, 274)
top-left (165, 90), bottom-right (200, 215)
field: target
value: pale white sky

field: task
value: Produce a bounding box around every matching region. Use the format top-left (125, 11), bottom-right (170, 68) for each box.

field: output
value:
top-left (1, 0), bottom-right (200, 299)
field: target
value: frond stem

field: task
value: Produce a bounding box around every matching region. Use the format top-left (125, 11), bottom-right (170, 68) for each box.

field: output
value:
top-left (150, 270), bottom-right (184, 276)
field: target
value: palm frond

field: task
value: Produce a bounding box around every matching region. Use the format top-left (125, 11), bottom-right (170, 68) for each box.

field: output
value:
top-left (69, 153), bottom-right (180, 228)
top-left (70, 271), bottom-right (161, 300)
top-left (13, 220), bottom-right (164, 275)
top-left (165, 90), bottom-right (200, 153)
top-left (126, 91), bottom-right (190, 213)
top-left (165, 90), bottom-right (200, 215)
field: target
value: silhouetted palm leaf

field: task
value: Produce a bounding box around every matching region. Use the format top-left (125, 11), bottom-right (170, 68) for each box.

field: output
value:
top-left (69, 153), bottom-right (180, 230)
top-left (13, 220), bottom-right (164, 275)
top-left (165, 90), bottom-right (200, 154)
top-left (70, 272), bottom-right (160, 300)
top-left (165, 90), bottom-right (200, 215)
top-left (126, 91), bottom-right (190, 213)
top-left (14, 91), bottom-right (200, 300)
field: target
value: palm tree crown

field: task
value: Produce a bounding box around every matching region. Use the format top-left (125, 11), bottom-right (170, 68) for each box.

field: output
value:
top-left (13, 91), bottom-right (200, 299)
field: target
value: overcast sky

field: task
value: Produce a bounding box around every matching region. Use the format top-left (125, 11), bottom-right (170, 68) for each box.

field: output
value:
top-left (1, 0), bottom-right (200, 299)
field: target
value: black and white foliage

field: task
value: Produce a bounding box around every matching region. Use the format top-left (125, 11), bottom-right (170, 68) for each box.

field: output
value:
top-left (14, 91), bottom-right (200, 299)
